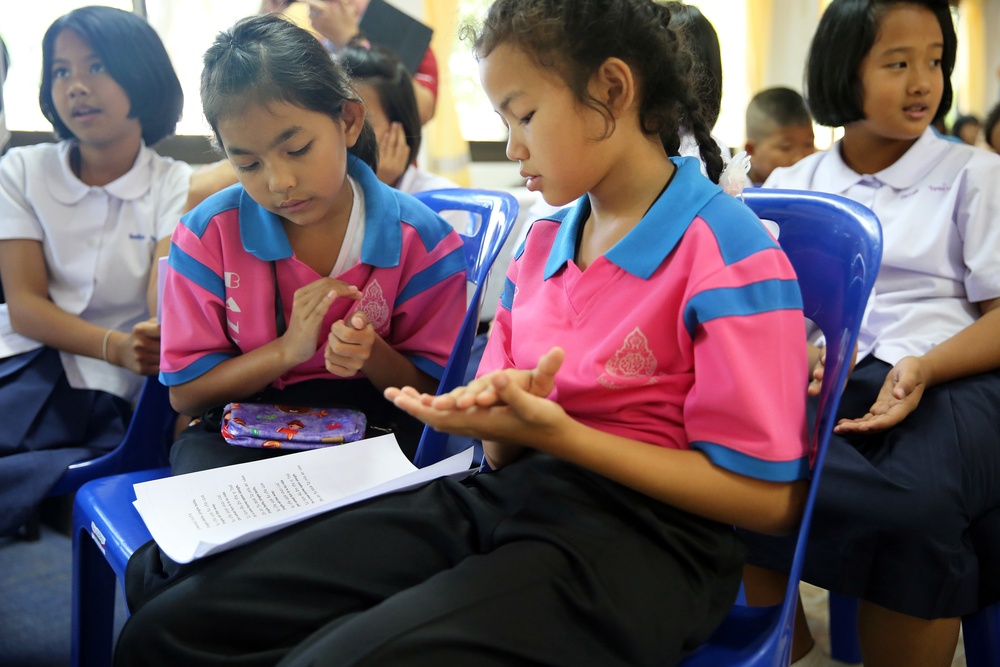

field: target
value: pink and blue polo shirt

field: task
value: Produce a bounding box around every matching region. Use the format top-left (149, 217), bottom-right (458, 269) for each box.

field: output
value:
top-left (160, 156), bottom-right (467, 390)
top-left (482, 157), bottom-right (809, 482)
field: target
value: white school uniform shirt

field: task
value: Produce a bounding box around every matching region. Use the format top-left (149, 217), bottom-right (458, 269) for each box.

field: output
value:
top-left (765, 128), bottom-right (1000, 366)
top-left (0, 140), bottom-right (192, 399)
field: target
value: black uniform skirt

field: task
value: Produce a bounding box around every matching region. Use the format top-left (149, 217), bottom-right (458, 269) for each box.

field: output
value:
top-left (742, 357), bottom-right (1000, 619)
top-left (0, 347), bottom-right (130, 535)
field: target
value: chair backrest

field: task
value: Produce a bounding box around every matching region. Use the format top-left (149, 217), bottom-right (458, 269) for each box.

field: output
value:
top-left (410, 188), bottom-right (519, 468)
top-left (742, 188), bottom-right (883, 661)
top-left (680, 189), bottom-right (881, 666)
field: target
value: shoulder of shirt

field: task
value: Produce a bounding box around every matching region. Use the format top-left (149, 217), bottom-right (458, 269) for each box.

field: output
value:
top-left (0, 141), bottom-right (62, 172)
top-left (144, 146), bottom-right (193, 178)
top-left (394, 185), bottom-right (461, 250)
top-left (763, 150), bottom-right (827, 189)
top-left (179, 183), bottom-right (243, 237)
top-left (694, 191), bottom-right (781, 265)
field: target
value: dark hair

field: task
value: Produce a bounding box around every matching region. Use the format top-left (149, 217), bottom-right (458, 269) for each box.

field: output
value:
top-left (201, 14), bottom-right (378, 171)
top-left (467, 0), bottom-right (723, 183)
top-left (805, 0), bottom-right (956, 128)
top-left (746, 87), bottom-right (813, 142)
top-left (984, 101), bottom-right (1000, 152)
top-left (664, 2), bottom-right (723, 129)
top-left (339, 45), bottom-right (422, 166)
top-left (950, 113), bottom-right (979, 137)
top-left (39, 6), bottom-right (183, 146)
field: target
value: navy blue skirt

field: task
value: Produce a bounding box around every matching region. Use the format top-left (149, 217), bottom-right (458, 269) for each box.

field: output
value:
top-left (742, 357), bottom-right (1000, 619)
top-left (0, 347), bottom-right (131, 536)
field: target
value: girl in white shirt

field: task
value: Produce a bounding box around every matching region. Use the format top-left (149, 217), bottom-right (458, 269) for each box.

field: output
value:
top-left (741, 2), bottom-right (1000, 666)
top-left (0, 6), bottom-right (191, 536)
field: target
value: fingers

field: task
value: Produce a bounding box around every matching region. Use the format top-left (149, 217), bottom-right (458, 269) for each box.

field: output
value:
top-left (532, 347), bottom-right (563, 393)
top-left (376, 123), bottom-right (410, 185)
top-left (325, 312), bottom-right (375, 376)
top-left (349, 310), bottom-right (369, 331)
top-left (889, 363), bottom-right (920, 400)
top-left (132, 318), bottom-right (161, 340)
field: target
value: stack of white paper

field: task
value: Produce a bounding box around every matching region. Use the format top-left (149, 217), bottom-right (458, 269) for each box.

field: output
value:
top-left (133, 434), bottom-right (475, 563)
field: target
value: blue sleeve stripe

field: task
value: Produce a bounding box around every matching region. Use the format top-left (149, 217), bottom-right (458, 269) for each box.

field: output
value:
top-left (169, 243), bottom-right (225, 301)
top-left (683, 279), bottom-right (802, 337)
top-left (159, 351), bottom-right (236, 386)
top-left (499, 277), bottom-right (515, 311)
top-left (691, 441), bottom-right (810, 482)
top-left (396, 247), bottom-right (467, 306)
top-left (409, 354), bottom-right (446, 381)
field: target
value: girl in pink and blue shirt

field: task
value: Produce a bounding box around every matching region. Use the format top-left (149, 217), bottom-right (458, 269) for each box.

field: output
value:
top-left (160, 15), bottom-right (466, 473)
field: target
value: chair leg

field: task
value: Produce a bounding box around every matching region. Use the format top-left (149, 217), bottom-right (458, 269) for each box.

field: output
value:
top-left (828, 591), bottom-right (863, 664)
top-left (962, 605), bottom-right (1000, 667)
top-left (72, 523), bottom-right (118, 667)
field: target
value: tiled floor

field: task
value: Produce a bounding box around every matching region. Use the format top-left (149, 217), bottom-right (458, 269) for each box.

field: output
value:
top-left (800, 582), bottom-right (966, 666)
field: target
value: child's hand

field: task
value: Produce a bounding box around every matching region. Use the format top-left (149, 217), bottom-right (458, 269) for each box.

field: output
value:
top-left (384, 348), bottom-right (568, 446)
top-left (834, 356), bottom-right (926, 434)
top-left (808, 343), bottom-right (859, 397)
top-left (110, 318), bottom-right (161, 376)
top-left (434, 347), bottom-right (564, 411)
top-left (325, 311), bottom-right (376, 377)
top-left (375, 122), bottom-right (409, 187)
top-left (282, 278), bottom-right (361, 366)
top-left (304, 0), bottom-right (360, 47)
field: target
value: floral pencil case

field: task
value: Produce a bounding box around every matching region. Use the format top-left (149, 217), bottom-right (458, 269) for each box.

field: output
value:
top-left (221, 403), bottom-right (367, 450)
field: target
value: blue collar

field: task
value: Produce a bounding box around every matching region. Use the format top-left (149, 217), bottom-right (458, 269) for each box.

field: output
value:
top-left (238, 154), bottom-right (401, 267)
top-left (543, 157), bottom-right (722, 280)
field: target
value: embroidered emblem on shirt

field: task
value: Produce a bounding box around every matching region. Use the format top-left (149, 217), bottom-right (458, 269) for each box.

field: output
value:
top-left (597, 327), bottom-right (663, 389)
top-left (357, 279), bottom-right (390, 335)
top-left (225, 272), bottom-right (240, 289)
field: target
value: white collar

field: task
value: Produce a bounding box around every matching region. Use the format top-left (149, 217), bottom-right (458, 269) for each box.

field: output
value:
top-left (816, 127), bottom-right (949, 193)
top-left (48, 140), bottom-right (154, 205)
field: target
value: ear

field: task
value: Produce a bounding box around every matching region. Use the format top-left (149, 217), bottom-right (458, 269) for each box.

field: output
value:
top-left (744, 140), bottom-right (757, 157)
top-left (340, 101), bottom-right (366, 148)
top-left (592, 57), bottom-right (635, 119)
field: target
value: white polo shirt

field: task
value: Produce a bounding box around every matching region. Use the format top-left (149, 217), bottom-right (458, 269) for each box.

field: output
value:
top-left (0, 140), bottom-right (191, 399)
top-left (765, 128), bottom-right (1000, 365)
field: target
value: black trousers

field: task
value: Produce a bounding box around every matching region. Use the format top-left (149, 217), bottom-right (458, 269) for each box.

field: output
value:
top-left (116, 453), bottom-right (745, 667)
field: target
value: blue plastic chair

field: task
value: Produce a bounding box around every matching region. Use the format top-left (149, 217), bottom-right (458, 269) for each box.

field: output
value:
top-left (47, 376), bottom-right (174, 498)
top-left (678, 188), bottom-right (882, 666)
top-left (69, 188), bottom-right (519, 667)
top-left (410, 188), bottom-right (519, 467)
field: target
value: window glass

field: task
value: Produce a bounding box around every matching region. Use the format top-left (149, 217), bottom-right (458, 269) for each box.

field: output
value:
top-left (1, 0), bottom-right (257, 134)
top-left (449, 0), bottom-right (749, 149)
top-left (145, 1), bottom-right (260, 135)
top-left (3, 0), bottom-right (133, 132)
